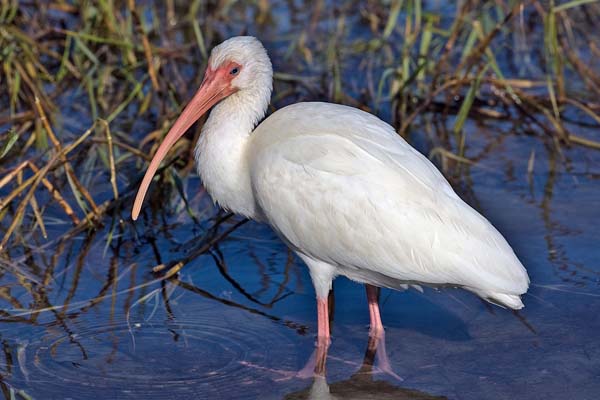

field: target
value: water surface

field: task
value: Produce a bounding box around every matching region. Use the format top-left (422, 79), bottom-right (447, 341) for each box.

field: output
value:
top-left (1, 1), bottom-right (599, 399)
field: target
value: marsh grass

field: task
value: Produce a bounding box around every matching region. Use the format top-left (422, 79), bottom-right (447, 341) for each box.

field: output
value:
top-left (0, 0), bottom-right (599, 276)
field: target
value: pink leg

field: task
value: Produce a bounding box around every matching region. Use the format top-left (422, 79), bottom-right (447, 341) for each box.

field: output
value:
top-left (297, 296), bottom-right (331, 378)
top-left (354, 333), bottom-right (402, 381)
top-left (316, 297), bottom-right (331, 346)
top-left (366, 284), bottom-right (384, 337)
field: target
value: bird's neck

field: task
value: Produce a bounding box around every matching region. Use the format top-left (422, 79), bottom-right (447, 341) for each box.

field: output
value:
top-left (194, 89), bottom-right (269, 219)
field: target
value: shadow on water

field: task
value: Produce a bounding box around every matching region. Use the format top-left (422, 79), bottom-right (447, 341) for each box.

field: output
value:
top-left (284, 334), bottom-right (446, 400)
top-left (377, 291), bottom-right (472, 342)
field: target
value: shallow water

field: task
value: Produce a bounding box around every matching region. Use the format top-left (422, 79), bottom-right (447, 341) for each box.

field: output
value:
top-left (1, 1), bottom-right (600, 399)
top-left (2, 124), bottom-right (599, 399)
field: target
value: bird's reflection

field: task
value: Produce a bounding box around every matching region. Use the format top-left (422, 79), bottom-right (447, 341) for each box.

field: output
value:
top-left (286, 334), bottom-right (446, 400)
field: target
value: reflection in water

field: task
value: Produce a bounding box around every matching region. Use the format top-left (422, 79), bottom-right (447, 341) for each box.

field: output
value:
top-left (172, 277), bottom-right (308, 335)
top-left (286, 334), bottom-right (446, 400)
top-left (0, 215), bottom-right (308, 399)
top-left (2, 315), bottom-right (301, 399)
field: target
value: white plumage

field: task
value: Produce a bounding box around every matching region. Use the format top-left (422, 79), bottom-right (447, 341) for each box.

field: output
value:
top-left (247, 102), bottom-right (528, 308)
top-left (133, 36), bottom-right (529, 344)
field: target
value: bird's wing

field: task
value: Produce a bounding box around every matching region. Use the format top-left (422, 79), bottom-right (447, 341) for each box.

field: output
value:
top-left (249, 102), bottom-right (529, 297)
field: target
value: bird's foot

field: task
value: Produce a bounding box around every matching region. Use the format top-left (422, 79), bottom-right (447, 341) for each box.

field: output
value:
top-left (241, 341), bottom-right (330, 381)
top-left (315, 334), bottom-right (331, 348)
top-left (297, 340), bottom-right (329, 379)
top-left (367, 333), bottom-right (403, 381)
top-left (373, 353), bottom-right (403, 381)
top-left (368, 325), bottom-right (385, 341)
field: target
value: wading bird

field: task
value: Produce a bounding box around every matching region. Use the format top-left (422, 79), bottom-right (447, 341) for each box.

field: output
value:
top-left (132, 36), bottom-right (529, 349)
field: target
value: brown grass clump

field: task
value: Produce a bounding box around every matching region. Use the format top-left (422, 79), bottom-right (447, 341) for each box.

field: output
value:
top-left (1, 0), bottom-right (599, 255)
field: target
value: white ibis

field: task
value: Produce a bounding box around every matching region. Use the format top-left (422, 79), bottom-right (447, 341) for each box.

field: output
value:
top-left (132, 36), bottom-right (529, 347)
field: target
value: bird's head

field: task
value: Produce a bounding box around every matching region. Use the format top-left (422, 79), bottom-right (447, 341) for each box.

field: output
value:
top-left (131, 36), bottom-right (272, 220)
top-left (208, 36), bottom-right (272, 98)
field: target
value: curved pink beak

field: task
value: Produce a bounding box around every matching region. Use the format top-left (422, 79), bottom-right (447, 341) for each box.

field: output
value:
top-left (131, 68), bottom-right (235, 220)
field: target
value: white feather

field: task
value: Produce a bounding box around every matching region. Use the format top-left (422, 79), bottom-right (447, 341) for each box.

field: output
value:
top-left (195, 36), bottom-right (530, 309)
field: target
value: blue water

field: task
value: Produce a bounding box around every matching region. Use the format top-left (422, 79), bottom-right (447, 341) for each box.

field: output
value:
top-left (1, 1), bottom-right (599, 399)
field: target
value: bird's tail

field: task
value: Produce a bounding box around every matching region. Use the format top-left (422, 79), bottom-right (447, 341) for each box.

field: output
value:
top-left (486, 292), bottom-right (524, 310)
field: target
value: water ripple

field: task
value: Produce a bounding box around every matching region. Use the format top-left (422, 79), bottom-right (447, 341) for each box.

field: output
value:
top-left (9, 313), bottom-right (300, 399)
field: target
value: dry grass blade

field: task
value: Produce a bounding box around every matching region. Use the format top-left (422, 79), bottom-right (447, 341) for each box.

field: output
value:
top-left (553, 0), bottom-right (599, 12)
top-left (33, 97), bottom-right (99, 214)
top-left (0, 161), bottom-right (28, 190)
top-left (454, 66), bottom-right (488, 138)
top-left (90, 137), bottom-right (152, 161)
top-left (456, 17), bottom-right (507, 75)
top-left (27, 162), bottom-right (80, 225)
top-left (0, 122), bottom-right (96, 251)
top-left (99, 119), bottom-right (119, 199)
top-left (0, 128), bottom-right (19, 158)
top-left (28, 193), bottom-right (47, 239)
top-left (0, 0), bottom-right (598, 256)
top-left (128, 0), bottom-right (159, 91)
top-left (569, 134), bottom-right (600, 150)
top-left (153, 217), bottom-right (246, 278)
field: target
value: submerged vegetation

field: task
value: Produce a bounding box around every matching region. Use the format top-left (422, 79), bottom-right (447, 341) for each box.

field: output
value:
top-left (0, 0), bottom-right (599, 295)
top-left (1, 0), bottom-right (600, 251)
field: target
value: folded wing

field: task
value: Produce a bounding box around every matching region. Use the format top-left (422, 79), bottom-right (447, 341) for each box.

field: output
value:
top-left (249, 102), bottom-right (529, 306)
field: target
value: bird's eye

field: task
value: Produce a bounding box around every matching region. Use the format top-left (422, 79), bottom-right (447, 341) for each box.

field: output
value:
top-left (230, 67), bottom-right (239, 75)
